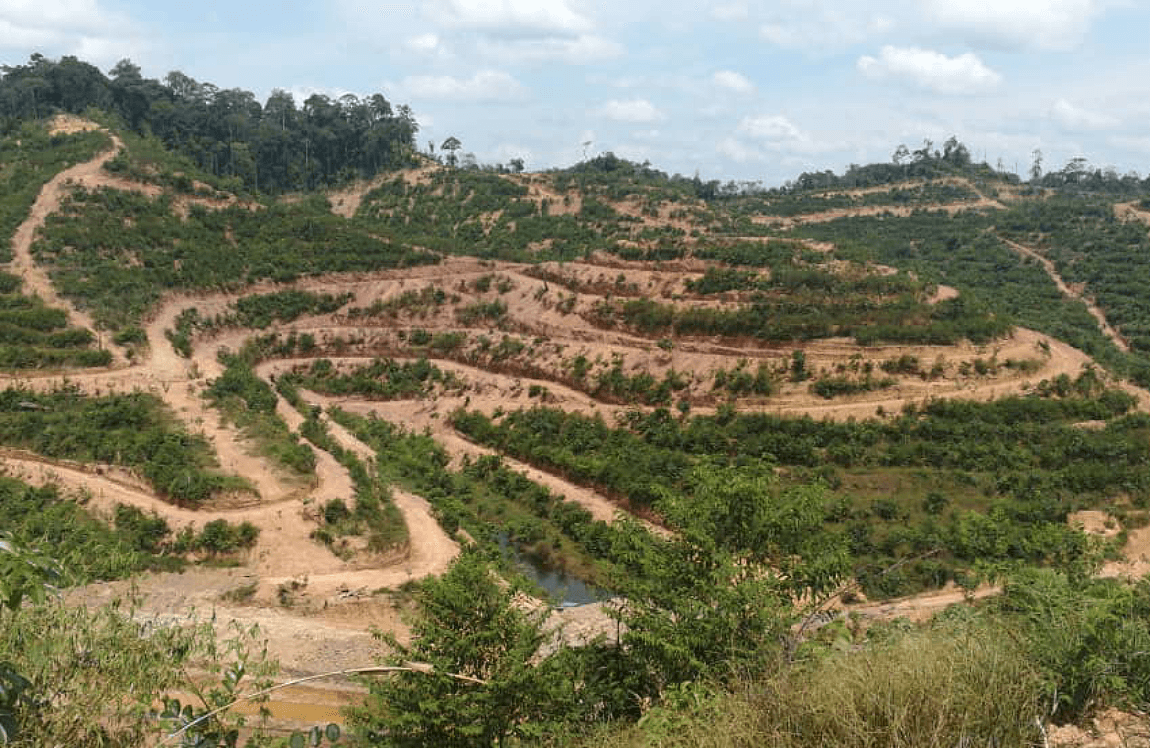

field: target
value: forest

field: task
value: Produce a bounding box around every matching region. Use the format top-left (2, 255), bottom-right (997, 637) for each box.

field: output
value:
top-left (0, 54), bottom-right (420, 193)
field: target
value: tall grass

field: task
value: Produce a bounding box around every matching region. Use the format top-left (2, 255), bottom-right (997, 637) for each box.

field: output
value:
top-left (598, 624), bottom-right (1045, 748)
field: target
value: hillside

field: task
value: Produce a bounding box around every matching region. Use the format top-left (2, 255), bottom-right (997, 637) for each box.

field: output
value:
top-left (3, 99), bottom-right (1150, 746)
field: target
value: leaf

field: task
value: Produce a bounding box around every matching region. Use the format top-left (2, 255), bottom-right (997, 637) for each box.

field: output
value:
top-left (309, 725), bottom-right (323, 746)
top-left (289, 732), bottom-right (306, 748)
top-left (324, 723), bottom-right (341, 741)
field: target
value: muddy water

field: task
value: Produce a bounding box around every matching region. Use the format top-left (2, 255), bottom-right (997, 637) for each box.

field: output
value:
top-left (498, 533), bottom-right (610, 605)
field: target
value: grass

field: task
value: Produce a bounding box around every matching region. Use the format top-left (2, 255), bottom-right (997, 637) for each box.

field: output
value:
top-left (595, 622), bottom-right (1045, 748)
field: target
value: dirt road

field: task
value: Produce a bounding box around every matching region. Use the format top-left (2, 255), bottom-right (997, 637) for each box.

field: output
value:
top-left (1003, 237), bottom-right (1130, 352)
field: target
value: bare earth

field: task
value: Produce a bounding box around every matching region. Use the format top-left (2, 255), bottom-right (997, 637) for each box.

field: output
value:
top-left (1003, 237), bottom-right (1130, 352)
top-left (12, 122), bottom-right (1150, 733)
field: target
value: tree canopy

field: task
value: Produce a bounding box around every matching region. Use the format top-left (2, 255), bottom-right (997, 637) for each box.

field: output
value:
top-left (0, 54), bottom-right (419, 193)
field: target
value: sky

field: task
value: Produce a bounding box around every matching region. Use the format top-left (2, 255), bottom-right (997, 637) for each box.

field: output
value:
top-left (3, 0), bottom-right (1150, 186)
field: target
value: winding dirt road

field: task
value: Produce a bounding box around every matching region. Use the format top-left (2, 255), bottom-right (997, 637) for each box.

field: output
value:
top-left (10, 122), bottom-right (1150, 727)
top-left (1002, 237), bottom-right (1130, 352)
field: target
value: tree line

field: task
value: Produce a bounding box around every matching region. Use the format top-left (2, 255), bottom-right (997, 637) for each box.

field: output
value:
top-left (0, 54), bottom-right (419, 193)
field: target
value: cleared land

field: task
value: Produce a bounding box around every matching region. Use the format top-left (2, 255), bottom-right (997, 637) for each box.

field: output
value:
top-left (9, 121), bottom-right (1150, 730)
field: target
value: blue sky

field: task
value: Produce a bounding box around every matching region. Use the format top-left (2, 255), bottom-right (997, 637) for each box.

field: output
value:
top-left (3, 0), bottom-right (1149, 186)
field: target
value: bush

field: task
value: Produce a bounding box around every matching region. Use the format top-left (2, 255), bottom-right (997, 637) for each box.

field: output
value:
top-left (602, 623), bottom-right (1045, 748)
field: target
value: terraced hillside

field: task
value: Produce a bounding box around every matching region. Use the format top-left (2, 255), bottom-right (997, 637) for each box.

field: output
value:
top-left (8, 114), bottom-right (1150, 742)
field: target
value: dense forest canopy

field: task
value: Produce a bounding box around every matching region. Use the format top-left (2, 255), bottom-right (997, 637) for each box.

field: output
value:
top-left (0, 54), bottom-right (419, 193)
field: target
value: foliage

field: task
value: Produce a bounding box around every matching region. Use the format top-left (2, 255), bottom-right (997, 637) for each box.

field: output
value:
top-left (168, 291), bottom-right (351, 358)
top-left (591, 292), bottom-right (1010, 347)
top-left (288, 404), bottom-right (407, 553)
top-left (995, 569), bottom-right (1150, 720)
top-left (453, 387), bottom-right (1133, 597)
top-left (0, 595), bottom-right (270, 747)
top-left (809, 374), bottom-right (896, 399)
top-left (0, 53), bottom-right (419, 193)
top-left (283, 357), bottom-right (462, 400)
top-left (0, 124), bottom-right (113, 368)
top-left (355, 169), bottom-right (628, 262)
top-left (223, 290), bottom-right (353, 330)
top-left (206, 354), bottom-right (316, 478)
top-left (34, 187), bottom-right (437, 330)
top-left (348, 550), bottom-right (583, 746)
top-left (593, 621), bottom-right (1045, 748)
top-left (154, 622), bottom-right (278, 748)
top-left (0, 120), bottom-right (109, 257)
top-left (737, 180), bottom-right (981, 218)
top-left (0, 386), bottom-right (242, 505)
top-left (794, 210), bottom-right (1135, 377)
top-left (999, 198), bottom-right (1150, 384)
top-left (333, 408), bottom-right (621, 588)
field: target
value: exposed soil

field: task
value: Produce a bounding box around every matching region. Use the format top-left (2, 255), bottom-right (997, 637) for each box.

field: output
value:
top-left (1003, 237), bottom-right (1130, 352)
top-left (752, 197), bottom-right (1004, 229)
top-left (12, 130), bottom-right (1150, 729)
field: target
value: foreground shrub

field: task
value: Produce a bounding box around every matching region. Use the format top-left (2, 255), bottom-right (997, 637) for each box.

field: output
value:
top-left (600, 623), bottom-right (1044, 748)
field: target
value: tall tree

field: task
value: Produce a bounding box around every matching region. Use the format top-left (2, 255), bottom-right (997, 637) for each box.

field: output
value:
top-left (441, 136), bottom-right (462, 167)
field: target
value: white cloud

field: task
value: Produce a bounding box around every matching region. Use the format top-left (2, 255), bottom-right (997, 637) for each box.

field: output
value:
top-left (431, 0), bottom-right (592, 38)
top-left (0, 17), bottom-right (56, 47)
top-left (597, 98), bottom-right (665, 124)
top-left (0, 0), bottom-right (108, 34)
top-left (1110, 136), bottom-right (1150, 156)
top-left (712, 70), bottom-right (754, 94)
top-left (1051, 98), bottom-right (1119, 131)
top-left (758, 6), bottom-right (894, 51)
top-left (738, 114), bottom-right (805, 142)
top-left (0, 0), bottom-right (140, 67)
top-left (726, 113), bottom-right (832, 158)
top-left (712, 3), bottom-right (750, 21)
top-left (858, 46), bottom-right (1001, 94)
top-left (717, 136), bottom-right (765, 162)
top-left (477, 34), bottom-right (623, 64)
top-left (406, 33), bottom-right (446, 55)
top-left (399, 70), bottom-right (527, 102)
top-left (926, 0), bottom-right (1104, 50)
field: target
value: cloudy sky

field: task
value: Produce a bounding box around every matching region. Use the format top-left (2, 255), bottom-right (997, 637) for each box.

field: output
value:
top-left (3, 0), bottom-right (1149, 185)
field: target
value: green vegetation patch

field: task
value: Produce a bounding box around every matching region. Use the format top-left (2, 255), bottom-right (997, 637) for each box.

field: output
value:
top-left (283, 357), bottom-right (462, 400)
top-left (592, 293), bottom-right (1011, 346)
top-left (1000, 197), bottom-right (1150, 384)
top-left (452, 375), bottom-right (1134, 597)
top-left (166, 290), bottom-right (352, 357)
top-left (0, 478), bottom-right (181, 581)
top-left (332, 407), bottom-right (620, 589)
top-left (0, 387), bottom-right (243, 506)
top-left (0, 271), bottom-right (111, 368)
top-left (356, 169), bottom-right (632, 261)
top-left (33, 187), bottom-right (437, 329)
top-left (793, 210), bottom-right (1131, 374)
top-left (0, 121), bottom-right (109, 256)
top-left (206, 354), bottom-right (316, 478)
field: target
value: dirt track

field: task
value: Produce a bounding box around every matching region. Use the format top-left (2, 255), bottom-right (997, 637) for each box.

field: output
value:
top-left (1003, 237), bottom-right (1130, 352)
top-left (12, 121), bottom-right (1150, 724)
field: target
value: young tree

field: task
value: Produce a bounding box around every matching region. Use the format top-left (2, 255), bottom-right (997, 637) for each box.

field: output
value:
top-left (349, 550), bottom-right (578, 746)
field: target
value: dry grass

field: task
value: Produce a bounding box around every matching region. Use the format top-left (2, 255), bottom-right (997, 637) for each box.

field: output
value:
top-left (597, 625), bottom-right (1046, 748)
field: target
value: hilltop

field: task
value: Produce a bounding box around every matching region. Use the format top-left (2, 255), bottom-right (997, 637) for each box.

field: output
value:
top-left (4, 58), bottom-right (1150, 746)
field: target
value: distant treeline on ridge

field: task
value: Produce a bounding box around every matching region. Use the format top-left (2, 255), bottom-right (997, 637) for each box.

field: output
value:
top-left (0, 53), bottom-right (419, 194)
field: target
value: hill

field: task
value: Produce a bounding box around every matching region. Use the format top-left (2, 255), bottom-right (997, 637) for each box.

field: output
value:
top-left (3, 63), bottom-right (1150, 744)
